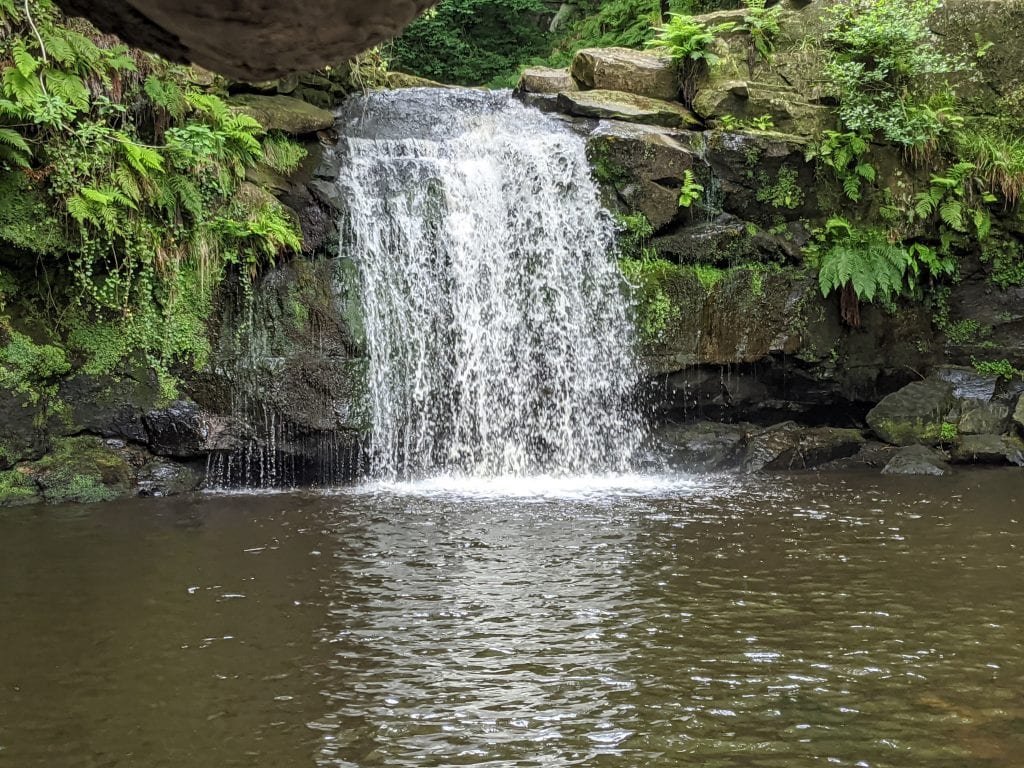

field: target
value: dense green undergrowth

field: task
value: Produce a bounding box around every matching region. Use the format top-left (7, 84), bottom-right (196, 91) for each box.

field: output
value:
top-left (0, 0), bottom-right (303, 402)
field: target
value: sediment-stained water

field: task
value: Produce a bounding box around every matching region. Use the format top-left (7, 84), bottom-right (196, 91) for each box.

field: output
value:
top-left (1, 470), bottom-right (1022, 767)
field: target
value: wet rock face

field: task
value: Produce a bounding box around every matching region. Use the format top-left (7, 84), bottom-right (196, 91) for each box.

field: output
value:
top-left (56, 0), bottom-right (437, 81)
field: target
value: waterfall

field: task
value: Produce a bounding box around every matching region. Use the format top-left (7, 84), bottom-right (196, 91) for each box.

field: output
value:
top-left (334, 89), bottom-right (644, 480)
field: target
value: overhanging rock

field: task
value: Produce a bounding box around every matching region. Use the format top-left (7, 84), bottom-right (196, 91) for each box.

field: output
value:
top-left (56, 0), bottom-right (438, 81)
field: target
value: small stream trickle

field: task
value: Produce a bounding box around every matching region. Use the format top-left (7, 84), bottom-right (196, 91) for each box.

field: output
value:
top-left (335, 89), bottom-right (644, 480)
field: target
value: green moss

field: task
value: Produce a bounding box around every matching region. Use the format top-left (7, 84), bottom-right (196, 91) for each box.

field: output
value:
top-left (588, 141), bottom-right (629, 186)
top-left (0, 328), bottom-right (72, 404)
top-left (693, 264), bottom-right (726, 292)
top-left (31, 436), bottom-right (133, 505)
top-left (619, 256), bottom-right (684, 343)
top-left (921, 421), bottom-right (958, 443)
top-left (0, 469), bottom-right (41, 507)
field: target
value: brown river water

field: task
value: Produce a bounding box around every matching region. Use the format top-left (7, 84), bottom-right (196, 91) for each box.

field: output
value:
top-left (1, 470), bottom-right (1022, 767)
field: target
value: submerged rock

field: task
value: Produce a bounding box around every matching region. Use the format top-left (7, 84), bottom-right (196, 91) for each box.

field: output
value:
top-left (866, 379), bottom-right (957, 446)
top-left (882, 445), bottom-right (951, 476)
top-left (556, 90), bottom-right (700, 128)
top-left (571, 47), bottom-right (679, 100)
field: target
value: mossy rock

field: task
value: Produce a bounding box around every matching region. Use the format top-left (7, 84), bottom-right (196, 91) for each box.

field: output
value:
top-left (29, 436), bottom-right (135, 505)
top-left (866, 379), bottom-right (958, 446)
top-left (0, 468), bottom-right (42, 507)
top-left (571, 47), bottom-right (679, 100)
top-left (227, 94), bottom-right (335, 135)
top-left (556, 90), bottom-right (700, 129)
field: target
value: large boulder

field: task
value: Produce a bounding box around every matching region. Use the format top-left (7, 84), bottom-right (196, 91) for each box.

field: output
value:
top-left (571, 47), bottom-right (679, 100)
top-left (957, 400), bottom-right (1011, 435)
top-left (1014, 396), bottom-right (1024, 436)
top-left (866, 378), bottom-right (958, 446)
top-left (517, 67), bottom-right (578, 94)
top-left (556, 90), bottom-right (700, 129)
top-left (693, 81), bottom-right (832, 136)
top-left (227, 94), bottom-right (335, 135)
top-left (586, 121), bottom-right (702, 230)
top-left (882, 445), bottom-right (952, 476)
top-left (60, 371), bottom-right (160, 444)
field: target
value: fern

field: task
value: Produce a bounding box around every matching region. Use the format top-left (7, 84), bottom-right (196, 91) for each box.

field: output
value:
top-left (261, 133), bottom-right (307, 174)
top-left (0, 127), bottom-right (31, 166)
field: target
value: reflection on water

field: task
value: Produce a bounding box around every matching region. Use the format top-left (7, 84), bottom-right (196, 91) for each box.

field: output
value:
top-left (0, 471), bottom-right (1022, 767)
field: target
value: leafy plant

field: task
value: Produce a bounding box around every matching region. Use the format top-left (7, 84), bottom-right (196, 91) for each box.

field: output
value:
top-left (749, 114), bottom-right (775, 132)
top-left (677, 169), bottom-right (704, 207)
top-left (813, 218), bottom-right (913, 327)
top-left (913, 161), bottom-right (993, 240)
top-left (647, 11), bottom-right (736, 103)
top-left (972, 358), bottom-right (1024, 381)
top-left (756, 165), bottom-right (803, 209)
top-left (739, 0), bottom-right (782, 63)
top-left (0, 0), bottom-right (302, 393)
top-left (806, 130), bottom-right (876, 202)
top-left (822, 0), bottom-right (963, 148)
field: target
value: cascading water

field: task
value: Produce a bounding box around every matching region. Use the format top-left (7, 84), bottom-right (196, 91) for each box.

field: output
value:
top-left (335, 89), bottom-right (644, 480)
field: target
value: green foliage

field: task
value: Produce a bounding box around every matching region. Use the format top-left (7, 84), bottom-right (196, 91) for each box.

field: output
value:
top-left (806, 130), bottom-right (875, 202)
top-left (748, 114), bottom-right (775, 132)
top-left (693, 264), bottom-right (725, 291)
top-left (390, 0), bottom-right (553, 86)
top-left (980, 235), bottom-right (1024, 289)
top-left (615, 211), bottom-right (655, 260)
top-left (913, 162), bottom-right (992, 240)
top-left (620, 255), bottom-right (682, 343)
top-left (0, 468), bottom-right (41, 506)
top-left (954, 120), bottom-right (1024, 207)
top-left (0, 328), bottom-right (71, 403)
top-left (822, 0), bottom-right (962, 147)
top-left (739, 0), bottom-right (782, 62)
top-left (816, 223), bottom-right (910, 304)
top-left (262, 133), bottom-right (308, 175)
top-left (0, 1), bottom-right (301, 391)
top-left (646, 13), bottom-right (733, 64)
top-left (972, 358), bottom-right (1024, 381)
top-left (677, 169), bottom-right (704, 207)
top-left (756, 165), bottom-right (803, 209)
